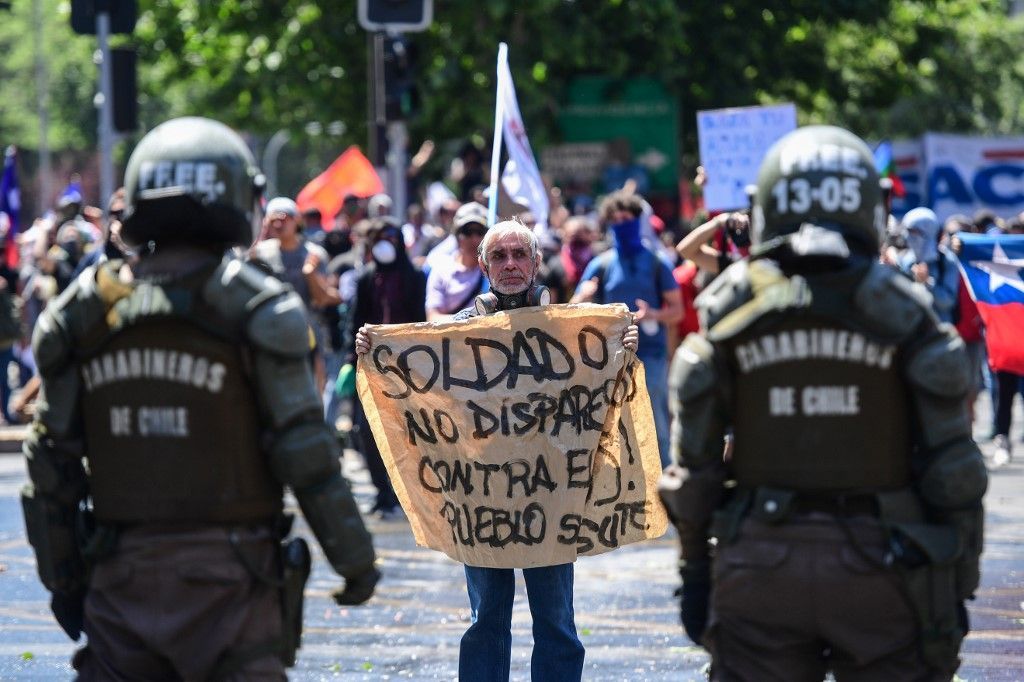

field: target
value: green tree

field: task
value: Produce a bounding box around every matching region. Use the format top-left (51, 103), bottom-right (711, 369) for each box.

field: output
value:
top-left (0, 0), bottom-right (98, 150)
top-left (6, 0), bottom-right (1024, 196)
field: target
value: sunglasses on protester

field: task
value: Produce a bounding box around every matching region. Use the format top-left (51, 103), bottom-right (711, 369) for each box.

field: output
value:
top-left (458, 224), bottom-right (487, 238)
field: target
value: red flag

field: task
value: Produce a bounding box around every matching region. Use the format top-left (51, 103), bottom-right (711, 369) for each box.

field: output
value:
top-left (295, 147), bottom-right (383, 226)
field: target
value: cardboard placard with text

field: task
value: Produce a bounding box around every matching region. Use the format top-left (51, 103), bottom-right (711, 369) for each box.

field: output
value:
top-left (356, 303), bottom-right (668, 568)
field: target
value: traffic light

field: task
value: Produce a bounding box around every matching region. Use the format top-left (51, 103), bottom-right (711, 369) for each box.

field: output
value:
top-left (71, 0), bottom-right (137, 35)
top-left (358, 0), bottom-right (432, 33)
top-left (111, 48), bottom-right (137, 133)
top-left (383, 35), bottom-right (419, 120)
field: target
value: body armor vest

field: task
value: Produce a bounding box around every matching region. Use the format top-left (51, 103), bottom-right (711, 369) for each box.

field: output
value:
top-left (724, 314), bottom-right (911, 492)
top-left (79, 281), bottom-right (282, 524)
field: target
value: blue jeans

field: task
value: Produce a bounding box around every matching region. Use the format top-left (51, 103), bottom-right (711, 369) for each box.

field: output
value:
top-left (642, 354), bottom-right (670, 468)
top-left (322, 348), bottom-right (343, 424)
top-left (0, 344), bottom-right (14, 423)
top-left (459, 564), bottom-right (584, 682)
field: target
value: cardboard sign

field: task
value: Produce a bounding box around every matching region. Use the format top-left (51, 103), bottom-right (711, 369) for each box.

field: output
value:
top-left (697, 103), bottom-right (798, 211)
top-left (356, 304), bottom-right (668, 568)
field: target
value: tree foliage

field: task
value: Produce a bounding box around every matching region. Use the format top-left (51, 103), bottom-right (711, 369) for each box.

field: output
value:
top-left (4, 0), bottom-right (1024, 176)
top-left (0, 0), bottom-right (98, 150)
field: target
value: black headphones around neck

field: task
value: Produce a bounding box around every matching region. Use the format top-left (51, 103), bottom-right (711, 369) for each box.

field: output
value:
top-left (474, 285), bottom-right (550, 315)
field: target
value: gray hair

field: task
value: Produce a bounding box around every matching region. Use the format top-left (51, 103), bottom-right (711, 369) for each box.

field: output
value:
top-left (478, 219), bottom-right (539, 267)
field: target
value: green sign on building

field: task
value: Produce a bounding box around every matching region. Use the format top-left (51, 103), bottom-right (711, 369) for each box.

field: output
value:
top-left (557, 76), bottom-right (679, 193)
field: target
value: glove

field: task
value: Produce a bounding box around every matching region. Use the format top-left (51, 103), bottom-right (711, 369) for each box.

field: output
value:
top-left (679, 561), bottom-right (711, 645)
top-left (332, 567), bottom-right (380, 606)
top-left (51, 589), bottom-right (85, 641)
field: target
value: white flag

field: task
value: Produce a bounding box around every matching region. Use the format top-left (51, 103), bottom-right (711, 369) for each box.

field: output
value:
top-left (495, 44), bottom-right (549, 231)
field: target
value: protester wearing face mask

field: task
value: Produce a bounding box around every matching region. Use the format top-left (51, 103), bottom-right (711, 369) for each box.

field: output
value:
top-left (898, 207), bottom-right (960, 324)
top-left (541, 216), bottom-right (597, 302)
top-left (346, 217), bottom-right (426, 520)
top-left (570, 190), bottom-right (682, 467)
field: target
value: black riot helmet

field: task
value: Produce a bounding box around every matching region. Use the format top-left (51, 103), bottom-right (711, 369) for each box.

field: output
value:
top-left (121, 117), bottom-right (266, 249)
top-left (752, 125), bottom-right (884, 257)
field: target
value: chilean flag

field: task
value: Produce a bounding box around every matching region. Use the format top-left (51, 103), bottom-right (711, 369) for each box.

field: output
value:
top-left (957, 233), bottom-right (1024, 373)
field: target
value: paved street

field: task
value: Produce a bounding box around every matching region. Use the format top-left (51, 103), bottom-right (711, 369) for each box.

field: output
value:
top-left (0, 395), bottom-right (1022, 680)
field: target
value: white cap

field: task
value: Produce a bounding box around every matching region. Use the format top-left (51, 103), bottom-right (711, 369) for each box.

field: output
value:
top-left (265, 196), bottom-right (298, 218)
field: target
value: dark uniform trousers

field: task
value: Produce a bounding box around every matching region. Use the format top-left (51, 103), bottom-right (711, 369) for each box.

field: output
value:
top-left (73, 525), bottom-right (286, 681)
top-left (705, 513), bottom-right (956, 682)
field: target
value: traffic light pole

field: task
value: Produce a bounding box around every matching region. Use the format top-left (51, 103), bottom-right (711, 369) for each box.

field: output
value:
top-left (95, 8), bottom-right (115, 215)
top-left (386, 121), bottom-right (407, 221)
top-left (368, 32), bottom-right (387, 169)
top-left (32, 0), bottom-right (52, 214)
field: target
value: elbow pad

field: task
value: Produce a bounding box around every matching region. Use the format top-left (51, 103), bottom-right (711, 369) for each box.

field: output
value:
top-left (247, 292), bottom-right (312, 359)
top-left (34, 367), bottom-right (83, 440)
top-left (905, 327), bottom-right (972, 449)
top-left (268, 422), bottom-right (376, 579)
top-left (919, 438), bottom-right (987, 512)
top-left (248, 291), bottom-right (321, 428)
top-left (251, 353), bottom-right (323, 429)
top-left (268, 421), bottom-right (341, 491)
top-left (23, 427), bottom-right (87, 505)
top-left (669, 334), bottom-right (727, 467)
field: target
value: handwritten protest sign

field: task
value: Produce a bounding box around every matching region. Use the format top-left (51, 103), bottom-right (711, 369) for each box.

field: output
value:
top-left (697, 103), bottom-right (798, 211)
top-left (356, 303), bottom-right (668, 568)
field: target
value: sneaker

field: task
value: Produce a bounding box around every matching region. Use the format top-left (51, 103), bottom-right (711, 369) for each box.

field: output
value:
top-left (993, 434), bottom-right (1012, 467)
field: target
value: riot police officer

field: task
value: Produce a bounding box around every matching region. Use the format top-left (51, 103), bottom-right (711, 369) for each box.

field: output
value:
top-left (664, 125), bottom-right (986, 680)
top-left (21, 117), bottom-right (378, 679)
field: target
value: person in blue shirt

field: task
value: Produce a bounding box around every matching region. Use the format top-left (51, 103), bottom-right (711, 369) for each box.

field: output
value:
top-left (571, 190), bottom-right (683, 466)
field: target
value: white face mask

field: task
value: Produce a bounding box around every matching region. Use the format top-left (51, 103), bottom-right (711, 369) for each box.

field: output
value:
top-left (372, 240), bottom-right (397, 264)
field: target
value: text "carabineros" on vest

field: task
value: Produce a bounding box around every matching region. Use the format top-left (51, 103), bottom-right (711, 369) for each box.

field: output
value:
top-left (81, 348), bottom-right (227, 393)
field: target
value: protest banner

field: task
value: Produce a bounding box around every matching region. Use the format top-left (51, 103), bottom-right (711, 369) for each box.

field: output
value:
top-left (922, 133), bottom-right (1024, 222)
top-left (356, 303), bottom-right (668, 568)
top-left (697, 103), bottom-right (797, 211)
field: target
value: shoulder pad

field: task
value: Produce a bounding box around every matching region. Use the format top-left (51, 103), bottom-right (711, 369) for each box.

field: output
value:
top-left (702, 260), bottom-right (811, 342)
top-left (695, 259), bottom-right (752, 332)
top-left (853, 263), bottom-right (933, 339)
top-left (33, 268), bottom-right (108, 373)
top-left (247, 290), bottom-right (313, 358)
top-left (203, 255), bottom-right (287, 329)
top-left (669, 333), bottom-right (717, 402)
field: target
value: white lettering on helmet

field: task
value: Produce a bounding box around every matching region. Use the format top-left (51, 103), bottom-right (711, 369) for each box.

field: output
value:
top-left (137, 160), bottom-right (226, 202)
top-left (779, 141), bottom-right (868, 180)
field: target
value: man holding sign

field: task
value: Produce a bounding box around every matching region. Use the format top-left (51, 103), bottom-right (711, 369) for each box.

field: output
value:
top-left (355, 220), bottom-right (652, 682)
